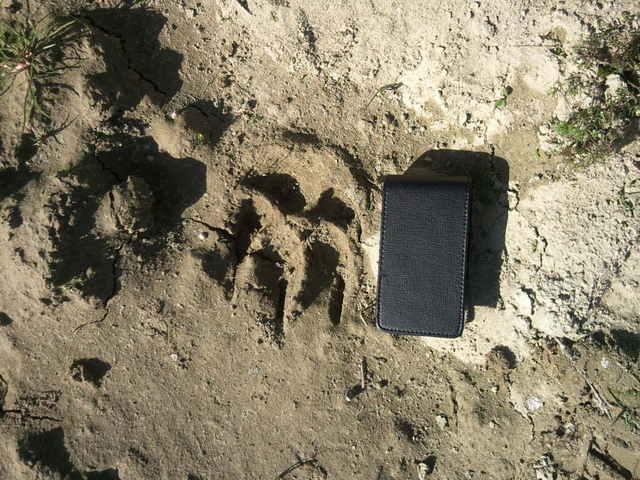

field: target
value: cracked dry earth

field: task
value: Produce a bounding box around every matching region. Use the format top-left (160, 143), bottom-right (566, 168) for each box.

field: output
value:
top-left (1, 0), bottom-right (640, 479)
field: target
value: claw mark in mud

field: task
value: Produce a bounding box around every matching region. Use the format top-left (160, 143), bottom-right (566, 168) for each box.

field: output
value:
top-left (329, 274), bottom-right (345, 325)
top-left (233, 199), bottom-right (261, 261)
top-left (297, 242), bottom-right (340, 309)
top-left (83, 6), bottom-right (183, 111)
top-left (70, 358), bottom-right (112, 387)
top-left (245, 248), bottom-right (288, 346)
top-left (242, 174), bottom-right (306, 214)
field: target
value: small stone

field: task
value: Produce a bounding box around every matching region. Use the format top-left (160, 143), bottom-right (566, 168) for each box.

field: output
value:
top-left (170, 353), bottom-right (178, 361)
top-left (526, 396), bottom-right (544, 412)
top-left (417, 463), bottom-right (429, 480)
top-left (513, 289), bottom-right (534, 317)
top-left (605, 74), bottom-right (626, 100)
top-left (600, 357), bottom-right (609, 369)
top-left (563, 422), bottom-right (575, 435)
top-left (198, 231), bottom-right (209, 240)
top-left (435, 414), bottom-right (448, 429)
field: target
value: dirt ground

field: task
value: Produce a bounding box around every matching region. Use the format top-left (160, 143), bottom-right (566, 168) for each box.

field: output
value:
top-left (1, 0), bottom-right (640, 479)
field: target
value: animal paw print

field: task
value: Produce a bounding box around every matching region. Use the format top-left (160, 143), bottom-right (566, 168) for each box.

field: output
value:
top-left (197, 146), bottom-right (362, 347)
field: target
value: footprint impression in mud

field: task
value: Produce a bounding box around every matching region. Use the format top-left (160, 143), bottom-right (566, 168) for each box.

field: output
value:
top-left (48, 134), bottom-right (206, 305)
top-left (195, 146), bottom-right (363, 347)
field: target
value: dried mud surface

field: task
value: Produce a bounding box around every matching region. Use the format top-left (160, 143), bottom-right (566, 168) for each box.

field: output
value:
top-left (1, 0), bottom-right (640, 479)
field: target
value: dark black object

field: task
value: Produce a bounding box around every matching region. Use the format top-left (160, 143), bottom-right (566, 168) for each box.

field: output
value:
top-left (377, 175), bottom-right (471, 337)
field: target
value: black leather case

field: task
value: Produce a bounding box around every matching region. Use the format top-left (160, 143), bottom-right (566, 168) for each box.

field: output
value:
top-left (376, 175), bottom-right (471, 337)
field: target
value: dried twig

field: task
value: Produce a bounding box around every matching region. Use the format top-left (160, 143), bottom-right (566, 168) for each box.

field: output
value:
top-left (275, 456), bottom-right (321, 479)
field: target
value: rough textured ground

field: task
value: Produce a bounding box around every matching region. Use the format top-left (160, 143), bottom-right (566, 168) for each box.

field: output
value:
top-left (1, 0), bottom-right (640, 479)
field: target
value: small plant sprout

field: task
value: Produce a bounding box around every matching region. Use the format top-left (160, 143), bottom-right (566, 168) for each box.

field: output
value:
top-left (366, 82), bottom-right (404, 109)
top-left (494, 85), bottom-right (513, 110)
top-left (550, 13), bottom-right (640, 163)
top-left (0, 3), bottom-right (84, 129)
top-left (193, 132), bottom-right (207, 146)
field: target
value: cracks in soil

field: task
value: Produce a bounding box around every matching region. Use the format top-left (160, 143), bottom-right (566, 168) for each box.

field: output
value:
top-left (184, 217), bottom-right (234, 239)
top-left (73, 239), bottom-right (127, 334)
top-left (82, 16), bottom-right (170, 100)
top-left (582, 229), bottom-right (640, 330)
top-left (2, 409), bottom-right (62, 423)
top-left (530, 224), bottom-right (548, 272)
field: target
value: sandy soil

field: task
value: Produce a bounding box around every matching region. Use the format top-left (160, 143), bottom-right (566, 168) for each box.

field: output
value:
top-left (1, 0), bottom-right (639, 479)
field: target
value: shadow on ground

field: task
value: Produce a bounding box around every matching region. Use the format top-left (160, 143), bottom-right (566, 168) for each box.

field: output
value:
top-left (48, 135), bottom-right (206, 303)
top-left (84, 5), bottom-right (183, 114)
top-left (407, 150), bottom-right (510, 316)
top-left (18, 427), bottom-right (120, 479)
top-left (0, 160), bottom-right (41, 229)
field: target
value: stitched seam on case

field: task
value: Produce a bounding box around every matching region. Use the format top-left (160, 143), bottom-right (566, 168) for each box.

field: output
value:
top-left (377, 181), bottom-right (467, 337)
top-left (456, 184), bottom-right (470, 336)
top-left (376, 182), bottom-right (389, 331)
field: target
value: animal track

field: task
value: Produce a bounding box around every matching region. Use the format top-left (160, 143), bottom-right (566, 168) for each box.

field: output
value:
top-left (243, 173), bottom-right (306, 214)
top-left (296, 241), bottom-right (341, 313)
top-left (305, 188), bottom-right (355, 230)
top-left (47, 134), bottom-right (208, 304)
top-left (202, 151), bottom-right (358, 346)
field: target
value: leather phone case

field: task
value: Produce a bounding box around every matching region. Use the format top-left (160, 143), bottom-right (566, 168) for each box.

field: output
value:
top-left (376, 175), bottom-right (471, 337)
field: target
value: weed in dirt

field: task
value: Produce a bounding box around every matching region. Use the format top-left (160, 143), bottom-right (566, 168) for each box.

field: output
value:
top-left (494, 85), bottom-right (513, 110)
top-left (0, 2), bottom-right (84, 129)
top-left (549, 12), bottom-right (640, 163)
top-left (608, 387), bottom-right (640, 432)
top-left (366, 82), bottom-right (403, 109)
top-left (193, 132), bottom-right (208, 146)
